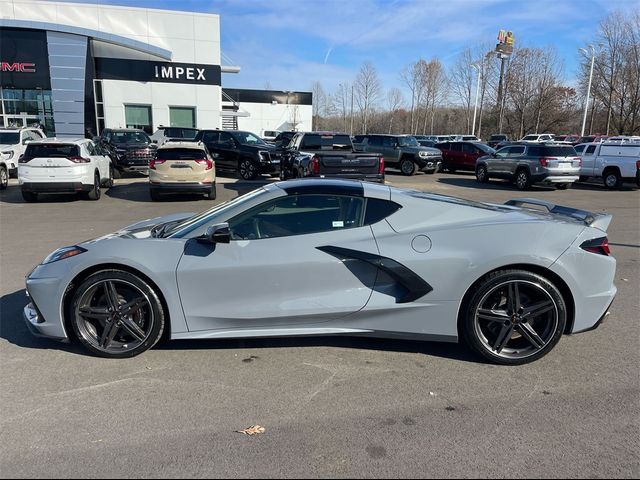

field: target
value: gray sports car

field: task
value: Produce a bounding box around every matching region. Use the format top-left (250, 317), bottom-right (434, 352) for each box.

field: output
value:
top-left (23, 179), bottom-right (616, 365)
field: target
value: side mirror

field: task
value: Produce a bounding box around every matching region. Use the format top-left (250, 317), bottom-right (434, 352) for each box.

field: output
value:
top-left (211, 152), bottom-right (220, 159)
top-left (22, 139), bottom-right (31, 145)
top-left (198, 223), bottom-right (230, 244)
top-left (491, 152), bottom-right (497, 158)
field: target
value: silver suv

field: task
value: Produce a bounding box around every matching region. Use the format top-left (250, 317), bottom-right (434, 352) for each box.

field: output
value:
top-left (475, 143), bottom-right (581, 190)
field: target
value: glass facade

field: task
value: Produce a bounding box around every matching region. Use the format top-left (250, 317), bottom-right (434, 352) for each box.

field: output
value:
top-left (124, 104), bottom-right (153, 134)
top-left (0, 88), bottom-right (55, 135)
top-left (169, 106), bottom-right (196, 128)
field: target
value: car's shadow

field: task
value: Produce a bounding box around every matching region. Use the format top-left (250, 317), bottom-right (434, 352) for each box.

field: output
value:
top-left (0, 185), bottom-right (89, 204)
top-left (437, 176), bottom-right (558, 192)
top-left (0, 288), bottom-right (481, 364)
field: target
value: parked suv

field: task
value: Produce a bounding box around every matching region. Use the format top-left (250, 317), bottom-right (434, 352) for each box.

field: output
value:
top-left (149, 141), bottom-right (216, 201)
top-left (354, 134), bottom-right (441, 175)
top-left (435, 141), bottom-right (495, 172)
top-left (97, 128), bottom-right (157, 176)
top-left (194, 129), bottom-right (281, 180)
top-left (150, 126), bottom-right (199, 146)
top-left (519, 133), bottom-right (555, 143)
top-left (475, 143), bottom-right (581, 190)
top-left (487, 134), bottom-right (509, 148)
top-left (0, 127), bottom-right (46, 188)
top-left (18, 139), bottom-right (113, 202)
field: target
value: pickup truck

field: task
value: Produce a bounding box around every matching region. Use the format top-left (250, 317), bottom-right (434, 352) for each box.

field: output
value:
top-left (578, 138), bottom-right (640, 189)
top-left (280, 132), bottom-right (384, 183)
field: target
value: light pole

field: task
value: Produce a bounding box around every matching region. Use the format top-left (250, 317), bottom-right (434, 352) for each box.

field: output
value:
top-left (471, 62), bottom-right (481, 136)
top-left (580, 45), bottom-right (597, 137)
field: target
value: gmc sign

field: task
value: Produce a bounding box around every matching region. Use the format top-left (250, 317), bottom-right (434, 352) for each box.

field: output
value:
top-left (0, 62), bottom-right (36, 73)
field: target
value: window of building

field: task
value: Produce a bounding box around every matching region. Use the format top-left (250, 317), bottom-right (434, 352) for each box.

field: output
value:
top-left (169, 107), bottom-right (196, 128)
top-left (124, 105), bottom-right (153, 134)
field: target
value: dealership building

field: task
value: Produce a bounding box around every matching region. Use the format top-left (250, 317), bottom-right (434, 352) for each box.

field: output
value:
top-left (0, 0), bottom-right (312, 138)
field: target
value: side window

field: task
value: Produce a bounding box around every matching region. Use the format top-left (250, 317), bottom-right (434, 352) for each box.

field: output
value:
top-left (218, 132), bottom-right (233, 145)
top-left (202, 131), bottom-right (218, 143)
top-left (450, 143), bottom-right (463, 152)
top-left (85, 142), bottom-right (96, 156)
top-left (228, 194), bottom-right (365, 240)
top-left (368, 136), bottom-right (382, 147)
top-left (363, 198), bottom-right (402, 225)
top-left (382, 136), bottom-right (395, 148)
top-left (495, 147), bottom-right (510, 158)
top-left (511, 146), bottom-right (526, 156)
top-left (104, 131), bottom-right (112, 143)
top-left (585, 145), bottom-right (596, 155)
top-left (462, 143), bottom-right (476, 154)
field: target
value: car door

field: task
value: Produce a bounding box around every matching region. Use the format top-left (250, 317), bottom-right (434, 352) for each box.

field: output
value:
top-left (461, 142), bottom-right (479, 169)
top-left (215, 131), bottom-right (239, 169)
top-left (381, 136), bottom-right (400, 165)
top-left (487, 146), bottom-right (512, 177)
top-left (505, 145), bottom-right (526, 177)
top-left (581, 144), bottom-right (598, 176)
top-left (448, 142), bottom-right (464, 168)
top-left (176, 193), bottom-right (378, 331)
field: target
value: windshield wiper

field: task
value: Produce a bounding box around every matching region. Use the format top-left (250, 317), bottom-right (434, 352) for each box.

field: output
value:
top-left (151, 220), bottom-right (180, 238)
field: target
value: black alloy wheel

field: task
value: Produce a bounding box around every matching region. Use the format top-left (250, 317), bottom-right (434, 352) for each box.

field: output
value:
top-left (515, 169), bottom-right (531, 191)
top-left (0, 165), bottom-right (8, 190)
top-left (239, 158), bottom-right (258, 180)
top-left (461, 270), bottom-right (566, 365)
top-left (70, 270), bottom-right (165, 358)
top-left (400, 158), bottom-right (416, 176)
top-left (475, 165), bottom-right (489, 183)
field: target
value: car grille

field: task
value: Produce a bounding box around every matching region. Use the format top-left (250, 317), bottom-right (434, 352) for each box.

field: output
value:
top-left (125, 148), bottom-right (154, 165)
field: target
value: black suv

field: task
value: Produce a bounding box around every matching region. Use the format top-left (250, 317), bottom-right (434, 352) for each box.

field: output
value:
top-left (194, 129), bottom-right (281, 180)
top-left (97, 128), bottom-right (157, 176)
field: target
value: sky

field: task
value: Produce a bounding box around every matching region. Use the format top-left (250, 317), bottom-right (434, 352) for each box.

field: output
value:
top-left (63, 0), bottom-right (640, 94)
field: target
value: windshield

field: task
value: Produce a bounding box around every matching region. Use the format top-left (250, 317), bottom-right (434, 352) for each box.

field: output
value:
top-left (112, 131), bottom-right (150, 144)
top-left (165, 187), bottom-right (271, 238)
top-left (399, 136), bottom-right (419, 147)
top-left (235, 131), bottom-right (268, 146)
top-left (0, 132), bottom-right (20, 144)
top-left (522, 135), bottom-right (538, 141)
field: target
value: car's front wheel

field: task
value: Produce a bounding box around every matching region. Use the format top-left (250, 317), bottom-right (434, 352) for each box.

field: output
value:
top-left (239, 158), bottom-right (258, 180)
top-left (461, 270), bottom-right (567, 365)
top-left (0, 165), bottom-right (8, 190)
top-left (603, 169), bottom-right (622, 190)
top-left (475, 164), bottom-right (489, 183)
top-left (400, 158), bottom-right (416, 176)
top-left (515, 169), bottom-right (531, 191)
top-left (70, 269), bottom-right (166, 358)
top-left (206, 183), bottom-right (217, 200)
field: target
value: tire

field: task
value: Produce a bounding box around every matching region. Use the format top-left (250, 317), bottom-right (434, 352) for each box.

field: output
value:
top-left (104, 167), bottom-right (114, 188)
top-left (447, 167), bottom-right (457, 173)
top-left (69, 269), bottom-right (166, 358)
top-left (84, 173), bottom-right (101, 200)
top-left (0, 165), bottom-right (8, 190)
top-left (460, 269), bottom-right (567, 365)
top-left (206, 183), bottom-right (217, 200)
top-left (22, 190), bottom-right (38, 202)
top-left (239, 158), bottom-right (258, 180)
top-left (400, 157), bottom-right (416, 176)
top-left (515, 169), bottom-right (531, 191)
top-left (603, 169), bottom-right (622, 190)
top-left (556, 183), bottom-right (571, 190)
top-left (475, 164), bottom-right (489, 183)
top-left (112, 168), bottom-right (122, 179)
top-left (150, 188), bottom-right (161, 202)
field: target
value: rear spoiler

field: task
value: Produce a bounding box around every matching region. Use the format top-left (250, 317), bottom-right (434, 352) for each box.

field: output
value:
top-left (504, 198), bottom-right (612, 232)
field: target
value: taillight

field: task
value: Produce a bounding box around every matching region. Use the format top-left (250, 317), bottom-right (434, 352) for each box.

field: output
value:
top-left (18, 156), bottom-right (33, 163)
top-left (636, 160), bottom-right (640, 169)
top-left (378, 156), bottom-right (385, 175)
top-left (581, 237), bottom-right (611, 256)
top-left (311, 155), bottom-right (320, 175)
top-left (150, 159), bottom-right (165, 170)
top-left (195, 158), bottom-right (213, 170)
top-left (67, 156), bottom-right (90, 163)
top-left (539, 157), bottom-right (552, 167)
top-left (573, 156), bottom-right (582, 166)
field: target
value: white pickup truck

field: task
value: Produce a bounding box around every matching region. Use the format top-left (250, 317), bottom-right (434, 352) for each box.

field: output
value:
top-left (579, 138), bottom-right (640, 189)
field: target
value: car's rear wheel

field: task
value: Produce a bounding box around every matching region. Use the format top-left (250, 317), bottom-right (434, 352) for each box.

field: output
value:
top-left (105, 167), bottom-right (114, 188)
top-left (400, 158), bottom-right (416, 176)
top-left (515, 169), bottom-right (531, 191)
top-left (112, 167), bottom-right (122, 179)
top-left (83, 173), bottom-right (101, 200)
top-left (603, 169), bottom-right (622, 190)
top-left (475, 164), bottom-right (489, 183)
top-left (206, 183), bottom-right (217, 200)
top-left (556, 183), bottom-right (572, 190)
top-left (22, 191), bottom-right (38, 202)
top-left (150, 188), bottom-right (161, 202)
top-left (239, 158), bottom-right (258, 180)
top-left (0, 165), bottom-right (8, 190)
top-left (70, 270), bottom-right (165, 358)
top-left (461, 270), bottom-right (566, 365)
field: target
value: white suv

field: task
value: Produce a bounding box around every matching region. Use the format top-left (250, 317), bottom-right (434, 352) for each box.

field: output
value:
top-left (0, 127), bottom-right (46, 189)
top-left (18, 139), bottom-right (113, 202)
top-left (520, 133), bottom-right (555, 142)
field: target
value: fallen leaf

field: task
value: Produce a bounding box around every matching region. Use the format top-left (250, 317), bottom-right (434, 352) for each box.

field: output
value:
top-left (236, 425), bottom-right (266, 436)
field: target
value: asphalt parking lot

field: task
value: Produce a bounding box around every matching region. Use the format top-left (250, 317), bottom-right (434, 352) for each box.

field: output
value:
top-left (1, 172), bottom-right (638, 478)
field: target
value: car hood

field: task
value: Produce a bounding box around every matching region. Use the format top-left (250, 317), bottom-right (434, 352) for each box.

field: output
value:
top-left (0, 143), bottom-right (18, 150)
top-left (113, 143), bottom-right (156, 150)
top-left (240, 143), bottom-right (275, 152)
top-left (81, 212), bottom-right (195, 244)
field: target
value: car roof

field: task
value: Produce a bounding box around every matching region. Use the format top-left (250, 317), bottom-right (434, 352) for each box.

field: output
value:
top-left (26, 138), bottom-right (87, 145)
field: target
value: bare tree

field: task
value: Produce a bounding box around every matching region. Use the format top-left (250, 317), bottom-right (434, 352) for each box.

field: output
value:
top-left (386, 88), bottom-right (405, 133)
top-left (401, 59), bottom-right (428, 133)
top-left (353, 62), bottom-right (382, 134)
top-left (331, 82), bottom-right (352, 133)
top-left (311, 81), bottom-right (327, 130)
top-left (449, 49), bottom-right (475, 133)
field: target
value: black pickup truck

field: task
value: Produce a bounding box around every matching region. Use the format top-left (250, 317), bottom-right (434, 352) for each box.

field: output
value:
top-left (280, 132), bottom-right (384, 183)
